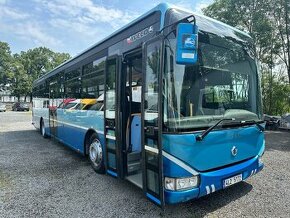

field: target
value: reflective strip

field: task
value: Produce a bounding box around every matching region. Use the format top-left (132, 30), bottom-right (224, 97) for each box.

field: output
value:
top-left (145, 145), bottom-right (159, 154)
top-left (33, 115), bottom-right (105, 135)
top-left (107, 170), bottom-right (117, 177)
top-left (96, 130), bottom-right (103, 135)
top-left (33, 116), bottom-right (107, 134)
top-left (106, 135), bottom-right (116, 140)
top-left (206, 186), bottom-right (210, 194)
top-left (254, 169), bottom-right (257, 174)
top-left (162, 151), bottom-right (199, 176)
top-left (250, 170), bottom-right (254, 176)
top-left (211, 184), bottom-right (215, 193)
top-left (57, 120), bottom-right (88, 131)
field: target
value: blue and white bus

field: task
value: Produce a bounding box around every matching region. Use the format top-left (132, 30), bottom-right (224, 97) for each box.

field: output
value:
top-left (32, 3), bottom-right (265, 207)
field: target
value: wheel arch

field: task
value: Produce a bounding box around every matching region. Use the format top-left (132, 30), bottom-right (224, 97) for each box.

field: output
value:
top-left (84, 129), bottom-right (100, 156)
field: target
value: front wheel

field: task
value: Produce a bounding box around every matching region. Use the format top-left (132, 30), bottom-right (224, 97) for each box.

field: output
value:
top-left (88, 133), bottom-right (105, 174)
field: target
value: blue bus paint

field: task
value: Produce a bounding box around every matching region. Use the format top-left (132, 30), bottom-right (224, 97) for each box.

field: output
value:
top-left (146, 193), bottom-right (161, 205)
top-left (163, 155), bottom-right (192, 178)
top-left (164, 155), bottom-right (263, 204)
top-left (165, 187), bottom-right (200, 204)
top-left (54, 109), bottom-right (105, 154)
top-left (163, 127), bottom-right (264, 172)
top-left (198, 155), bottom-right (263, 197)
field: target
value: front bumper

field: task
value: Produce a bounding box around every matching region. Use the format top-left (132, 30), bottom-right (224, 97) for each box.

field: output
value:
top-left (164, 156), bottom-right (263, 204)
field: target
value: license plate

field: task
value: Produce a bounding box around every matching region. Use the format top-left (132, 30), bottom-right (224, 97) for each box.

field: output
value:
top-left (223, 174), bottom-right (242, 188)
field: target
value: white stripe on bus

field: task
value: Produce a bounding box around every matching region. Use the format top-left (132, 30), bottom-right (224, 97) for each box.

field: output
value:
top-left (206, 186), bottom-right (210, 194)
top-left (162, 151), bottom-right (199, 176)
top-left (106, 135), bottom-right (116, 140)
top-left (145, 145), bottom-right (159, 154)
top-left (211, 184), bottom-right (215, 193)
top-left (33, 115), bottom-right (105, 135)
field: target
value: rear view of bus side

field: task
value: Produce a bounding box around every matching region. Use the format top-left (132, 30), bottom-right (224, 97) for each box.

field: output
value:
top-left (32, 3), bottom-right (265, 207)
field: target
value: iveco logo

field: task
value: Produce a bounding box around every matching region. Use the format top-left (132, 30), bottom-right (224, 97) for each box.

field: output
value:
top-left (231, 146), bottom-right (238, 156)
top-left (126, 26), bottom-right (153, 44)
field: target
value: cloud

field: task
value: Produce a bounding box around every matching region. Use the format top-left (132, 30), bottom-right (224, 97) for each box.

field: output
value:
top-left (172, 0), bottom-right (213, 14)
top-left (38, 0), bottom-right (138, 29)
top-left (0, 21), bottom-right (62, 50)
top-left (0, 3), bottom-right (61, 50)
top-left (27, 0), bottom-right (139, 55)
top-left (20, 23), bottom-right (62, 48)
top-left (173, 0), bottom-right (195, 11)
top-left (0, 6), bottom-right (30, 20)
top-left (0, 0), bottom-right (139, 54)
top-left (195, 2), bottom-right (212, 13)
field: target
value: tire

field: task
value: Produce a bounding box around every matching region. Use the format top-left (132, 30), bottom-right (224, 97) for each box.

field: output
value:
top-left (88, 133), bottom-right (105, 174)
top-left (40, 119), bottom-right (47, 138)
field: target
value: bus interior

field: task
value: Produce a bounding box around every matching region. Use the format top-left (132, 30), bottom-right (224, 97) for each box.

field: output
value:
top-left (123, 50), bottom-right (143, 188)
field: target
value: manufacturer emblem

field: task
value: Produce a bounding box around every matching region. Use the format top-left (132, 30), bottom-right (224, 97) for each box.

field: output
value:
top-left (126, 26), bottom-right (153, 44)
top-left (231, 146), bottom-right (238, 156)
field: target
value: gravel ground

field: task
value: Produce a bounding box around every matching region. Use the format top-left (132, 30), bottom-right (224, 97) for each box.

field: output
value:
top-left (0, 112), bottom-right (290, 217)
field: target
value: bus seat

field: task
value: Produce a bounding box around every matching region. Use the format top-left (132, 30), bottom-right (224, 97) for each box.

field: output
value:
top-left (130, 114), bottom-right (141, 153)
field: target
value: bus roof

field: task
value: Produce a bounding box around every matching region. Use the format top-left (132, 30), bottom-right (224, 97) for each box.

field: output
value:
top-left (34, 3), bottom-right (251, 86)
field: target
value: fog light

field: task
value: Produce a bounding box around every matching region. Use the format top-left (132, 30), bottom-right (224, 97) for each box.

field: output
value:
top-left (164, 176), bottom-right (199, 191)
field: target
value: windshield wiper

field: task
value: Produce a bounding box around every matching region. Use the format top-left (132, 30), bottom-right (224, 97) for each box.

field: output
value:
top-left (240, 120), bottom-right (265, 132)
top-left (196, 118), bottom-right (235, 141)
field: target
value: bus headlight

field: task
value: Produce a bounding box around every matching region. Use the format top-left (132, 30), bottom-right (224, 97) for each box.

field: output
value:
top-left (165, 176), bottom-right (199, 191)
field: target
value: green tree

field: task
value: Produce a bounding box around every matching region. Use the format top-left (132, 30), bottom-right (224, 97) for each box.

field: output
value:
top-left (19, 47), bottom-right (70, 81)
top-left (203, 0), bottom-right (290, 115)
top-left (262, 73), bottom-right (290, 114)
top-left (203, 0), bottom-right (276, 66)
top-left (0, 42), bottom-right (13, 91)
top-left (1, 42), bottom-right (71, 102)
top-left (269, 0), bottom-right (290, 83)
top-left (8, 54), bottom-right (31, 101)
top-left (18, 47), bottom-right (70, 100)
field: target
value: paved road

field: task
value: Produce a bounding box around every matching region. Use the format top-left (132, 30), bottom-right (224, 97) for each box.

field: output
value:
top-left (1, 112), bottom-right (290, 217)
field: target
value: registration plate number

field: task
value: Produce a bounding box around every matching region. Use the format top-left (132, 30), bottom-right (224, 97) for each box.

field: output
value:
top-left (223, 174), bottom-right (242, 188)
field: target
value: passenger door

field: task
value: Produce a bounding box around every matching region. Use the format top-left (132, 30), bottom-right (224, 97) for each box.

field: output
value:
top-left (104, 56), bottom-right (122, 177)
top-left (142, 37), bottom-right (165, 207)
top-left (48, 81), bottom-right (58, 137)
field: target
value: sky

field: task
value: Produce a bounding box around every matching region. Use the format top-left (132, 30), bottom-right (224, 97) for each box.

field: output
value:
top-left (0, 0), bottom-right (213, 56)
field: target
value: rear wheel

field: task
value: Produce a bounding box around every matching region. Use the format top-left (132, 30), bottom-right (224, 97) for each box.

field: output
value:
top-left (88, 133), bottom-right (105, 174)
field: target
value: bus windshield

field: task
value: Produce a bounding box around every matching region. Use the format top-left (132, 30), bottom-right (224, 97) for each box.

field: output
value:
top-left (163, 29), bottom-right (262, 131)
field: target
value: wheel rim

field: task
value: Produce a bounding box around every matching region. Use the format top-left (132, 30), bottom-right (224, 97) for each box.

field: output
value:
top-left (89, 139), bottom-right (102, 167)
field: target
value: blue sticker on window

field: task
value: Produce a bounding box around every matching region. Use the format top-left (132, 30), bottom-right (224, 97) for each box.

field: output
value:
top-left (176, 23), bottom-right (198, 65)
top-left (183, 34), bottom-right (196, 49)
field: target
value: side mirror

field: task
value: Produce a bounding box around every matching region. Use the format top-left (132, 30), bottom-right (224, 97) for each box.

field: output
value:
top-left (176, 23), bottom-right (198, 65)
